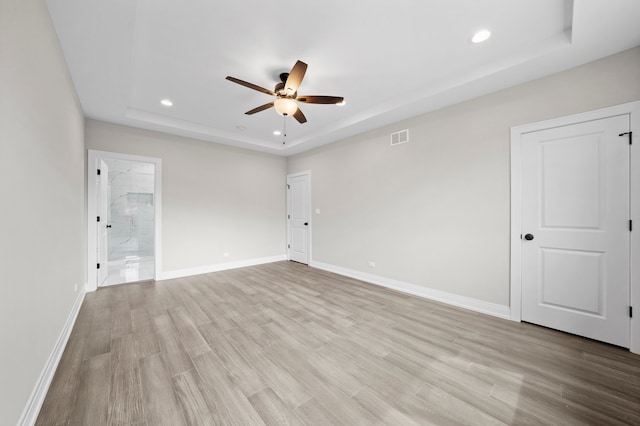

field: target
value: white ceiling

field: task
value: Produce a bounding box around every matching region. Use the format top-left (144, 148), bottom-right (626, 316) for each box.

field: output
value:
top-left (45, 0), bottom-right (640, 156)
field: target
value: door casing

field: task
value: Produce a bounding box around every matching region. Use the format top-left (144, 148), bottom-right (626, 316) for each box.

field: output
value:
top-left (510, 101), bottom-right (640, 354)
top-left (87, 149), bottom-right (162, 292)
top-left (97, 159), bottom-right (109, 287)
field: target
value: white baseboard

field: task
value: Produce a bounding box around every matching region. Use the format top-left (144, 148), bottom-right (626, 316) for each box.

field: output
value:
top-left (157, 254), bottom-right (288, 281)
top-left (310, 261), bottom-right (511, 320)
top-left (18, 289), bottom-right (86, 426)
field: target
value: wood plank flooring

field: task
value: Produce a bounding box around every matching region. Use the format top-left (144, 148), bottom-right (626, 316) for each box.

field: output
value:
top-left (36, 261), bottom-right (640, 425)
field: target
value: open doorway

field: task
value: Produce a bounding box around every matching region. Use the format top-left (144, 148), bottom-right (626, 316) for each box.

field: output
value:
top-left (103, 158), bottom-right (155, 285)
top-left (87, 150), bottom-right (162, 291)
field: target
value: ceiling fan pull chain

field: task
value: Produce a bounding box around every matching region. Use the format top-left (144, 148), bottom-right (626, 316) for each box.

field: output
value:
top-left (282, 115), bottom-right (287, 145)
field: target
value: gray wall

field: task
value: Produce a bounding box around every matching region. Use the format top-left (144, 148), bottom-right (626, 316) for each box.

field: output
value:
top-left (86, 120), bottom-right (287, 273)
top-left (0, 0), bottom-right (86, 424)
top-left (288, 47), bottom-right (640, 307)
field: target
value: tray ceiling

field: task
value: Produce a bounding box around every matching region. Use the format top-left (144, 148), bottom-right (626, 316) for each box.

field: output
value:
top-left (45, 0), bottom-right (640, 155)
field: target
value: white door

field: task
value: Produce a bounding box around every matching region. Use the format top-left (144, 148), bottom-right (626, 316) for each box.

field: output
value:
top-left (97, 159), bottom-right (109, 287)
top-left (288, 173), bottom-right (310, 264)
top-left (521, 115), bottom-right (630, 347)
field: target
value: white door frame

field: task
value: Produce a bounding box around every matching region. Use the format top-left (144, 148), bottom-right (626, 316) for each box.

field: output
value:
top-left (97, 159), bottom-right (109, 287)
top-left (286, 170), bottom-right (311, 263)
top-left (87, 149), bottom-right (162, 292)
top-left (510, 100), bottom-right (640, 354)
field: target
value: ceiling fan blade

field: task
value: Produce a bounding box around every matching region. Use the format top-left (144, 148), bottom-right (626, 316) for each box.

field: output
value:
top-left (226, 76), bottom-right (275, 96)
top-left (293, 108), bottom-right (307, 124)
top-left (245, 102), bottom-right (274, 115)
top-left (284, 60), bottom-right (308, 95)
top-left (297, 95), bottom-right (344, 104)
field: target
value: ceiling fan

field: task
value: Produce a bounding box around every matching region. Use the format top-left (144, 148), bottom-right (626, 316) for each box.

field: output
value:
top-left (225, 60), bottom-right (344, 124)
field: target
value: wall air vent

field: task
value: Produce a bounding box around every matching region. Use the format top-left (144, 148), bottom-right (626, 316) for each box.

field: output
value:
top-left (390, 129), bottom-right (409, 146)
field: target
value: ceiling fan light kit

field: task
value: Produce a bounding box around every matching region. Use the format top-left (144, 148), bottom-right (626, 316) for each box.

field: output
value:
top-left (226, 60), bottom-right (344, 125)
top-left (274, 98), bottom-right (298, 116)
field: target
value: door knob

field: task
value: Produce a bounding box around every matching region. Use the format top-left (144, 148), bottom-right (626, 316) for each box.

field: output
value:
top-left (524, 233), bottom-right (534, 240)
top-left (106, 225), bottom-right (112, 228)
top-left (304, 222), bottom-right (308, 226)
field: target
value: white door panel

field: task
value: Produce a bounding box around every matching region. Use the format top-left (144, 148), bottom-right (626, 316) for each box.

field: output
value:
top-left (288, 173), bottom-right (310, 264)
top-left (539, 248), bottom-right (603, 314)
top-left (521, 114), bottom-right (630, 347)
top-left (540, 135), bottom-right (602, 228)
top-left (291, 228), bottom-right (307, 257)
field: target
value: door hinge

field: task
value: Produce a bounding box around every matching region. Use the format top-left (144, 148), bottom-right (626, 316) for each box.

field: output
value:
top-left (97, 169), bottom-right (101, 175)
top-left (288, 214), bottom-right (290, 219)
top-left (97, 263), bottom-right (100, 269)
top-left (630, 220), bottom-right (633, 232)
top-left (619, 131), bottom-right (632, 145)
top-left (287, 184), bottom-right (290, 189)
top-left (630, 306), bottom-right (633, 318)
top-left (288, 244), bottom-right (290, 249)
top-left (97, 216), bottom-right (100, 222)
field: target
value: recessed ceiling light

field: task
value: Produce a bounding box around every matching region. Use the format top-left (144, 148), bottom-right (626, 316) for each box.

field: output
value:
top-left (471, 29), bottom-right (491, 44)
top-left (160, 99), bottom-right (173, 107)
top-left (273, 130), bottom-right (281, 136)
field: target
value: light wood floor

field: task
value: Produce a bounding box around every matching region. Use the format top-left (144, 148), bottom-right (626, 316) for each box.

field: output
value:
top-left (37, 261), bottom-right (640, 425)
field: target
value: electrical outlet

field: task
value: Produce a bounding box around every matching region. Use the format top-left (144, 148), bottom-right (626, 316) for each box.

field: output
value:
top-left (74, 283), bottom-right (78, 291)
top-left (368, 261), bottom-right (375, 268)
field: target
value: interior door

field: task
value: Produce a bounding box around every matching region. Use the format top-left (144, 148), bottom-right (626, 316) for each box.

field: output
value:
top-left (288, 173), bottom-right (310, 264)
top-left (521, 115), bottom-right (630, 347)
top-left (97, 159), bottom-right (109, 287)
